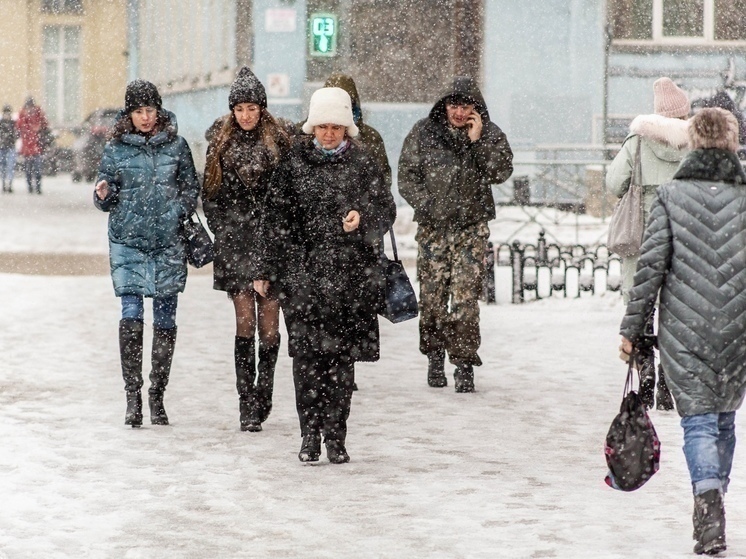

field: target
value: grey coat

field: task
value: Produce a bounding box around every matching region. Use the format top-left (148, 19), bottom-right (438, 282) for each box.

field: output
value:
top-left (606, 114), bottom-right (689, 301)
top-left (620, 149), bottom-right (746, 416)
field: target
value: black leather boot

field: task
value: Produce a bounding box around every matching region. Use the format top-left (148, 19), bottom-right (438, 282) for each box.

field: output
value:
top-left (325, 438), bottom-right (350, 464)
top-left (250, 336), bottom-right (280, 427)
top-left (119, 319), bottom-right (144, 428)
top-left (427, 349), bottom-right (447, 387)
top-left (656, 365), bottom-right (675, 411)
top-left (454, 363), bottom-right (475, 393)
top-left (693, 489), bottom-right (726, 555)
top-left (149, 326), bottom-right (176, 425)
top-left (299, 432), bottom-right (322, 462)
top-left (235, 336), bottom-right (259, 431)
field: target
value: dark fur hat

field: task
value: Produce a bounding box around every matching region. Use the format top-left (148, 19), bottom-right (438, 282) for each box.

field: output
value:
top-left (689, 107), bottom-right (740, 153)
top-left (228, 67), bottom-right (267, 110)
top-left (125, 80), bottom-right (162, 114)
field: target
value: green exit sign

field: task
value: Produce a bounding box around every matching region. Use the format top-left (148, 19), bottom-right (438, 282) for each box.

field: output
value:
top-left (309, 13), bottom-right (337, 57)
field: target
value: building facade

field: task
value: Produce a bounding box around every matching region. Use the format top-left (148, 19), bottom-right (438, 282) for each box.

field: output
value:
top-left (0, 0), bottom-right (128, 129)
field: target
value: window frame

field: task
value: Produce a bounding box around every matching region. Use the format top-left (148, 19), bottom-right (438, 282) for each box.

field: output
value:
top-left (612, 0), bottom-right (746, 48)
top-left (42, 25), bottom-right (82, 126)
top-left (41, 0), bottom-right (84, 15)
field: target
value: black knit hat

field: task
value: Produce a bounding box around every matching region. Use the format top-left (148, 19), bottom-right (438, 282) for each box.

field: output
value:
top-left (125, 79), bottom-right (162, 114)
top-left (228, 67), bottom-right (267, 110)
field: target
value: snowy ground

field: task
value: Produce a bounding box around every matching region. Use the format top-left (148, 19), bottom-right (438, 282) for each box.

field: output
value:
top-left (1, 176), bottom-right (745, 558)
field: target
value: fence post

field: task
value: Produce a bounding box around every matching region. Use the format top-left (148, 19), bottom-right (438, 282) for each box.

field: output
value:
top-left (511, 240), bottom-right (524, 304)
top-left (537, 229), bottom-right (547, 265)
top-left (484, 241), bottom-right (496, 303)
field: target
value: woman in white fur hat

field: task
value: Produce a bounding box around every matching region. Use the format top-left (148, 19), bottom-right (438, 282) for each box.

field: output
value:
top-left (254, 87), bottom-right (396, 464)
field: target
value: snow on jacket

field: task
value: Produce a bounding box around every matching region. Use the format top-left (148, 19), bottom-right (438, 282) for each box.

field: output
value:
top-left (620, 148), bottom-right (746, 416)
top-left (257, 136), bottom-right (396, 362)
top-left (202, 116), bottom-right (290, 293)
top-left (16, 106), bottom-right (48, 157)
top-left (606, 114), bottom-right (689, 299)
top-left (94, 110), bottom-right (200, 297)
top-left (398, 77), bottom-right (513, 231)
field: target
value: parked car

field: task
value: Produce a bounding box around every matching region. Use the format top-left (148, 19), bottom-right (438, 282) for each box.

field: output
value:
top-left (71, 108), bottom-right (119, 182)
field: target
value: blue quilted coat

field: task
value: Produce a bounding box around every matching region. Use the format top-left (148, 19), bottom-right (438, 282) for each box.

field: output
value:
top-left (94, 111), bottom-right (200, 297)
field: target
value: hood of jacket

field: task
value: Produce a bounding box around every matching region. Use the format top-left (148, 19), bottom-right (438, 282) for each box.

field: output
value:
top-left (324, 74), bottom-right (363, 125)
top-left (428, 77), bottom-right (491, 125)
top-left (117, 108), bottom-right (178, 146)
top-left (673, 148), bottom-right (746, 184)
top-left (629, 114), bottom-right (689, 162)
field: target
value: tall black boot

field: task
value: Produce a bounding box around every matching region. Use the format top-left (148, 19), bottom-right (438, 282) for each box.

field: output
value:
top-left (693, 489), bottom-right (726, 555)
top-left (251, 335), bottom-right (280, 427)
top-left (323, 357), bottom-right (353, 464)
top-left (656, 365), bottom-right (675, 411)
top-left (149, 326), bottom-right (176, 425)
top-left (235, 336), bottom-right (258, 431)
top-left (427, 349), bottom-right (447, 388)
top-left (454, 363), bottom-right (475, 393)
top-left (119, 319), bottom-right (144, 428)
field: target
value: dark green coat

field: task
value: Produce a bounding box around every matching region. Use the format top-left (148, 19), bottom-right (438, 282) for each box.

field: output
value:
top-left (398, 78), bottom-right (513, 230)
top-left (95, 111), bottom-right (200, 297)
top-left (620, 149), bottom-right (746, 416)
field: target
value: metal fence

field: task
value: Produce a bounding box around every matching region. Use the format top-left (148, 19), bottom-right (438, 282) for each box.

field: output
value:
top-left (483, 231), bottom-right (622, 304)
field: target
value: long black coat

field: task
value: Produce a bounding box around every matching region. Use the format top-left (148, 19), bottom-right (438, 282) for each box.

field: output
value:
top-left (257, 137), bottom-right (396, 361)
top-left (203, 118), bottom-right (288, 293)
top-left (620, 149), bottom-right (746, 416)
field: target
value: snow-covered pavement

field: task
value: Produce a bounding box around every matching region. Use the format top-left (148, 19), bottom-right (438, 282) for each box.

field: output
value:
top-left (1, 176), bottom-right (744, 558)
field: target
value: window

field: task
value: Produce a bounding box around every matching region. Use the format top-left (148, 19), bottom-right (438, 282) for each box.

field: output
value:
top-left (610, 0), bottom-right (746, 43)
top-left (41, 0), bottom-right (83, 14)
top-left (43, 26), bottom-right (81, 125)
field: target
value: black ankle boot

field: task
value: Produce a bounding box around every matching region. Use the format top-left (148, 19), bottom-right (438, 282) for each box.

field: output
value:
top-left (119, 319), bottom-right (144, 427)
top-left (149, 326), bottom-right (176, 425)
top-left (299, 433), bottom-right (322, 462)
top-left (454, 363), bottom-right (475, 393)
top-left (693, 489), bottom-right (726, 555)
top-left (325, 439), bottom-right (350, 464)
top-left (427, 349), bottom-right (447, 387)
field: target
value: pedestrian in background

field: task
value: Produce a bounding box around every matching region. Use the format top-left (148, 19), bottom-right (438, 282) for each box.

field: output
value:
top-left (607, 77), bottom-right (690, 411)
top-left (94, 80), bottom-right (200, 428)
top-left (620, 108), bottom-right (746, 556)
top-left (398, 76), bottom-right (513, 392)
top-left (16, 97), bottom-right (48, 195)
top-left (255, 87), bottom-right (396, 463)
top-left (203, 67), bottom-right (290, 432)
top-left (0, 104), bottom-right (18, 193)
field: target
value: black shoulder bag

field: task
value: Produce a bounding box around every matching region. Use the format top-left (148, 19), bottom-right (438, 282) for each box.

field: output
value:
top-left (379, 229), bottom-right (418, 323)
top-left (182, 212), bottom-right (214, 268)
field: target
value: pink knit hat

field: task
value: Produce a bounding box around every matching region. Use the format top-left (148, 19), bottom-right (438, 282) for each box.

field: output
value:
top-left (653, 77), bottom-right (690, 118)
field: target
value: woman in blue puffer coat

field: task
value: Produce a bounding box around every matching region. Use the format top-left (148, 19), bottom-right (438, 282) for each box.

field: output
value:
top-left (94, 80), bottom-right (200, 428)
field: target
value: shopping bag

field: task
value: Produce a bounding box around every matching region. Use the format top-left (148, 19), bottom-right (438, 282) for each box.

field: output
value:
top-left (607, 139), bottom-right (644, 257)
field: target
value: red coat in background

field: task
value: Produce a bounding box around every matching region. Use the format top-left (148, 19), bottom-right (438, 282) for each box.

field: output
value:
top-left (16, 104), bottom-right (49, 157)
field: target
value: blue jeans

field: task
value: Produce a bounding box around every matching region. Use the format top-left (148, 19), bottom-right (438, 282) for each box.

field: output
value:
top-left (121, 294), bottom-right (178, 330)
top-left (0, 148), bottom-right (15, 186)
top-left (681, 412), bottom-right (736, 495)
top-left (25, 154), bottom-right (41, 193)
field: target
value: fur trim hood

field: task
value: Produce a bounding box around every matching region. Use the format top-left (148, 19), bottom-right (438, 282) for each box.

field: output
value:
top-left (629, 114), bottom-right (689, 150)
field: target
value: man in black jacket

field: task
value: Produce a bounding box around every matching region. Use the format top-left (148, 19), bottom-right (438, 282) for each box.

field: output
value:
top-left (398, 77), bottom-right (513, 392)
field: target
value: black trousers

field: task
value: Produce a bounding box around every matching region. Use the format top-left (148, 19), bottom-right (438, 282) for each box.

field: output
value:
top-left (293, 354), bottom-right (355, 443)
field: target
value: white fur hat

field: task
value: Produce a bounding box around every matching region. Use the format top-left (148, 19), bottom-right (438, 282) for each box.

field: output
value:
top-left (302, 87), bottom-right (359, 137)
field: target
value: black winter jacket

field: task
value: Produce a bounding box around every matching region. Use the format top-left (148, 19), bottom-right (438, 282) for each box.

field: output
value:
top-left (620, 149), bottom-right (746, 416)
top-left (398, 77), bottom-right (513, 230)
top-left (203, 117), bottom-right (289, 293)
top-left (257, 137), bottom-right (396, 361)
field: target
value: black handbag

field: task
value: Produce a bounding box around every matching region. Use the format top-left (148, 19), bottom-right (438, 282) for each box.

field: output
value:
top-left (182, 212), bottom-right (214, 268)
top-left (379, 229), bottom-right (418, 323)
top-left (604, 351), bottom-right (661, 491)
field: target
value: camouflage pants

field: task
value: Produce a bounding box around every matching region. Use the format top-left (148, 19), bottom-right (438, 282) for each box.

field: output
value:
top-left (416, 222), bottom-right (489, 366)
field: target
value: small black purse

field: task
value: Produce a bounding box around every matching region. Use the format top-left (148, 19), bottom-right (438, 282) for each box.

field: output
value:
top-left (182, 212), bottom-right (214, 268)
top-left (379, 229), bottom-right (418, 323)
